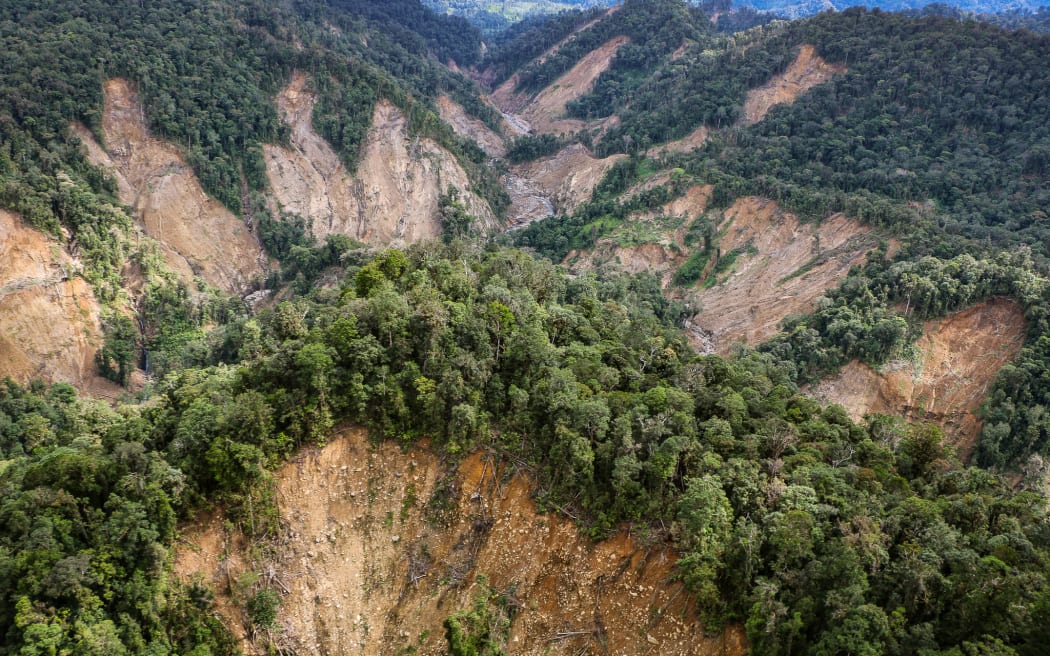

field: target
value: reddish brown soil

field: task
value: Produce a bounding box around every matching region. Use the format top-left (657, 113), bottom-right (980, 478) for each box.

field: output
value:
top-left (811, 298), bottom-right (1025, 460)
top-left (741, 45), bottom-right (846, 125)
top-left (175, 430), bottom-right (748, 656)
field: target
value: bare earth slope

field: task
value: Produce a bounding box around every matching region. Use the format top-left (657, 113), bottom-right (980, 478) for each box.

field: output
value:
top-left (436, 95), bottom-right (507, 158)
top-left (264, 72), bottom-right (496, 244)
top-left (811, 298), bottom-right (1024, 459)
top-left (491, 36), bottom-right (629, 137)
top-left (176, 430), bottom-right (747, 656)
top-left (741, 44), bottom-right (847, 125)
top-left (74, 79), bottom-right (266, 291)
top-left (690, 197), bottom-right (874, 353)
top-left (513, 144), bottom-right (626, 218)
top-left (0, 210), bottom-right (114, 392)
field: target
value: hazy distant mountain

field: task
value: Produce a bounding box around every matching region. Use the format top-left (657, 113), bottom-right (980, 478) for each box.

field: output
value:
top-left (739, 0), bottom-right (1050, 18)
top-left (427, 0), bottom-right (1050, 25)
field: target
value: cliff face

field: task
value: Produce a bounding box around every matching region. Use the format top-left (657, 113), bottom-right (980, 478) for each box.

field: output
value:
top-left (0, 210), bottom-right (116, 394)
top-left (263, 72), bottom-right (496, 245)
top-left (176, 429), bottom-right (748, 656)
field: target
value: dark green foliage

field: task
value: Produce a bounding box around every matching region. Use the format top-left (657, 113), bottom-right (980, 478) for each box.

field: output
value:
top-left (439, 186), bottom-right (478, 241)
top-left (505, 133), bottom-right (564, 164)
top-left (246, 588), bottom-right (281, 629)
top-left (2, 239), bottom-right (1050, 655)
top-left (0, 380), bottom-right (238, 656)
top-left (96, 315), bottom-right (139, 386)
top-left (443, 578), bottom-right (512, 656)
top-left (481, 6), bottom-right (611, 86)
top-left (329, 0), bottom-right (483, 66)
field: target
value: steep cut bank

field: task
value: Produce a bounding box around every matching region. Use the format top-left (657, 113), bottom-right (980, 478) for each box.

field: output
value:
top-left (74, 79), bottom-right (266, 292)
top-left (176, 430), bottom-right (747, 656)
top-left (811, 298), bottom-right (1025, 459)
top-left (0, 210), bottom-right (114, 393)
top-left (740, 44), bottom-right (847, 125)
top-left (688, 197), bottom-right (875, 353)
top-left (264, 72), bottom-right (496, 245)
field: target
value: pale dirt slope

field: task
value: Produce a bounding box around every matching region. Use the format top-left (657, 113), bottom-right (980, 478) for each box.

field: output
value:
top-left (264, 72), bottom-right (496, 243)
top-left (513, 144), bottom-right (627, 217)
top-left (0, 210), bottom-right (116, 394)
top-left (690, 197), bottom-right (874, 353)
top-left (176, 429), bottom-right (748, 656)
top-left (491, 36), bottom-right (629, 137)
top-left (741, 44), bottom-right (846, 125)
top-left (75, 78), bottom-right (266, 292)
top-left (811, 298), bottom-right (1024, 460)
top-left (436, 95), bottom-right (507, 158)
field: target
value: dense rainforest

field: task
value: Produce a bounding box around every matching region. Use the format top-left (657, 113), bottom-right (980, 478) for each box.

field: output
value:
top-left (514, 3), bottom-right (1050, 473)
top-left (0, 0), bottom-right (1049, 655)
top-left (5, 243), bottom-right (1050, 656)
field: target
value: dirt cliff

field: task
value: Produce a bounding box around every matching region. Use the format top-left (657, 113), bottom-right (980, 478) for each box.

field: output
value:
top-left (810, 298), bottom-right (1025, 459)
top-left (0, 210), bottom-right (116, 393)
top-left (264, 72), bottom-right (496, 244)
top-left (741, 45), bottom-right (846, 126)
top-left (176, 429), bottom-right (747, 656)
top-left (74, 79), bottom-right (266, 292)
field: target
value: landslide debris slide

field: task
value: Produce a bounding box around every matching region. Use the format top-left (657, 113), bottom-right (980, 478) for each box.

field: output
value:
top-left (177, 430), bottom-right (748, 656)
top-left (2, 1), bottom-right (1050, 656)
top-left (265, 72), bottom-right (497, 245)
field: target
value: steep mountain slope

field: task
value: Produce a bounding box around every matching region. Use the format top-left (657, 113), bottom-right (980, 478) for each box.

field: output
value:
top-left (3, 2), bottom-right (1050, 656)
top-left (75, 79), bottom-right (267, 291)
top-left (812, 298), bottom-right (1025, 459)
top-left (177, 430), bottom-right (749, 656)
top-left (264, 72), bottom-right (496, 244)
top-left (0, 210), bottom-right (112, 392)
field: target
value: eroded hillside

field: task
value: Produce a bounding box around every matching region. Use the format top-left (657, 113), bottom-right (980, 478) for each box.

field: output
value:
top-left (176, 430), bottom-right (747, 656)
top-left (740, 44), bottom-right (846, 125)
top-left (811, 298), bottom-right (1025, 459)
top-left (569, 194), bottom-right (877, 354)
top-left (0, 210), bottom-right (114, 392)
top-left (492, 35), bottom-right (629, 136)
top-left (688, 198), bottom-right (875, 353)
top-left (74, 79), bottom-right (266, 292)
top-left (265, 73), bottom-right (496, 244)
top-left (514, 144), bottom-right (627, 218)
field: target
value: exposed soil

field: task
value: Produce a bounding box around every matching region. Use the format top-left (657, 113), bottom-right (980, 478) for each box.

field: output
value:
top-left (176, 429), bottom-right (747, 656)
top-left (436, 95), bottom-right (507, 158)
top-left (689, 197), bottom-right (875, 353)
top-left (492, 36), bottom-right (630, 137)
top-left (648, 126), bottom-right (710, 157)
top-left (810, 298), bottom-right (1025, 460)
top-left (0, 210), bottom-right (116, 393)
top-left (740, 45), bottom-right (846, 126)
top-left (75, 79), bottom-right (266, 292)
top-left (513, 144), bottom-right (627, 216)
top-left (264, 72), bottom-right (496, 244)
top-left (569, 184), bottom-right (714, 285)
